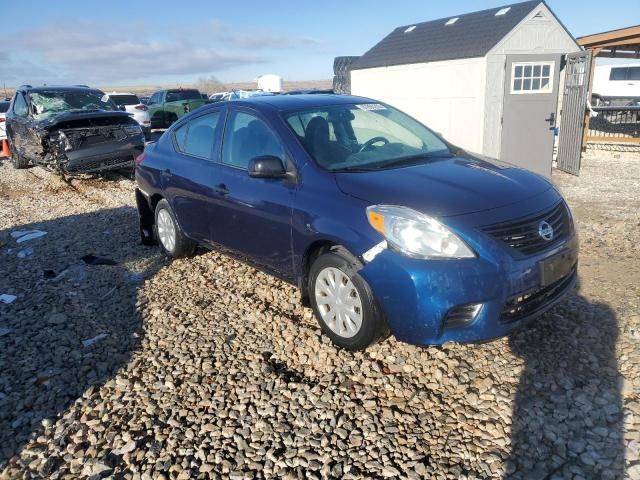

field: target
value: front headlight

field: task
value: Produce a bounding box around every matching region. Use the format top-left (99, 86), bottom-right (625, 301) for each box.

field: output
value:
top-left (366, 205), bottom-right (475, 259)
top-left (124, 124), bottom-right (143, 136)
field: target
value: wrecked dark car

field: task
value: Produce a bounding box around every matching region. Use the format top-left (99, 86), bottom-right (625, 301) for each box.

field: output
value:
top-left (5, 85), bottom-right (145, 174)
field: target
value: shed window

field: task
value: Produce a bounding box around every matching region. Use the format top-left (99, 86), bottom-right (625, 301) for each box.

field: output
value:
top-left (511, 62), bottom-right (554, 94)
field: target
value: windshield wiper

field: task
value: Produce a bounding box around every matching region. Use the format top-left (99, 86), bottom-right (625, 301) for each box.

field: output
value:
top-left (332, 165), bottom-right (381, 172)
top-left (377, 152), bottom-right (453, 168)
top-left (332, 152), bottom-right (453, 173)
top-left (66, 109), bottom-right (101, 113)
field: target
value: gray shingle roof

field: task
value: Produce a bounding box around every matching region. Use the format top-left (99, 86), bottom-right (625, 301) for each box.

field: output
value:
top-left (351, 1), bottom-right (542, 70)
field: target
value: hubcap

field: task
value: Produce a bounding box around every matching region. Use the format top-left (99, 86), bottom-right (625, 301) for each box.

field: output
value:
top-left (314, 267), bottom-right (363, 338)
top-left (157, 209), bottom-right (176, 252)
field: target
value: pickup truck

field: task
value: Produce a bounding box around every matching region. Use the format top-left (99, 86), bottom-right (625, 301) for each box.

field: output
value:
top-left (147, 89), bottom-right (207, 128)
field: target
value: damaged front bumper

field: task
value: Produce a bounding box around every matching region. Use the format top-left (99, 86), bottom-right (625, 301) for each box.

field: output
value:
top-left (37, 122), bottom-right (145, 174)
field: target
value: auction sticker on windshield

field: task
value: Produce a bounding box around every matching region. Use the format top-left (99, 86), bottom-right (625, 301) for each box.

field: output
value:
top-left (356, 103), bottom-right (387, 111)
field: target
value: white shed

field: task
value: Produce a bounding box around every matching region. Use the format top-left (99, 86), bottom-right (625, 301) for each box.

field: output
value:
top-left (350, 1), bottom-right (580, 176)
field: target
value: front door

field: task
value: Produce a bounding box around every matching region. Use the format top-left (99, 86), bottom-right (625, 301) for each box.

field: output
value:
top-left (500, 54), bottom-right (561, 177)
top-left (212, 108), bottom-right (295, 279)
top-left (7, 92), bottom-right (31, 158)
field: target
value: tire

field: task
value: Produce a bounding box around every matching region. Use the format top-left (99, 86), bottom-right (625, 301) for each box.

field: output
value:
top-left (308, 249), bottom-right (387, 350)
top-left (154, 199), bottom-right (195, 258)
top-left (165, 113), bottom-right (178, 128)
top-left (10, 144), bottom-right (29, 169)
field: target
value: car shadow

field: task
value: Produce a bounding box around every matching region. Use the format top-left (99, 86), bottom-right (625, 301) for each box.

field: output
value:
top-left (506, 286), bottom-right (624, 478)
top-left (0, 207), bottom-right (164, 469)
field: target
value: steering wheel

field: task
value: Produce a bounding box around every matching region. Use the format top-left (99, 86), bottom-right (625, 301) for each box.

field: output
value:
top-left (358, 136), bottom-right (389, 153)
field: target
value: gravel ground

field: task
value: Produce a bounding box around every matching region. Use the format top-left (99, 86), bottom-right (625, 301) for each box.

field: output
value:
top-left (0, 150), bottom-right (638, 479)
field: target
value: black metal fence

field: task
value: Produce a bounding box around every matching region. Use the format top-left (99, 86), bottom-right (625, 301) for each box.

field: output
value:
top-left (333, 56), bottom-right (359, 95)
top-left (587, 106), bottom-right (640, 144)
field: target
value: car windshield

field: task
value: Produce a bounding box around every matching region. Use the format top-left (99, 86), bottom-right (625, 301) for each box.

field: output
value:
top-left (28, 90), bottom-right (117, 118)
top-left (109, 94), bottom-right (140, 106)
top-left (166, 90), bottom-right (201, 101)
top-left (284, 103), bottom-right (451, 172)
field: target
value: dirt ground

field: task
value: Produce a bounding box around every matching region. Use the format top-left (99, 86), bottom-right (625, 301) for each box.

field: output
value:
top-left (0, 148), bottom-right (639, 479)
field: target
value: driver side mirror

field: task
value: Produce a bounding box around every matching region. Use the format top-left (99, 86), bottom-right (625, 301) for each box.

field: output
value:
top-left (247, 155), bottom-right (287, 179)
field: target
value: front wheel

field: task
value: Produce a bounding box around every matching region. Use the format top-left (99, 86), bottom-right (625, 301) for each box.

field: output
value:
top-left (309, 250), bottom-right (387, 350)
top-left (10, 142), bottom-right (29, 169)
top-left (154, 199), bottom-right (195, 258)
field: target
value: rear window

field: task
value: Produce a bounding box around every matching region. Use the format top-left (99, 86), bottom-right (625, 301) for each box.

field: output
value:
top-left (109, 94), bottom-right (140, 106)
top-left (166, 90), bottom-right (201, 101)
top-left (0, 102), bottom-right (9, 113)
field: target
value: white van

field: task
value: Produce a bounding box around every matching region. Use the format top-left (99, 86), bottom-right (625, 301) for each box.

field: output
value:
top-left (592, 63), bottom-right (640, 105)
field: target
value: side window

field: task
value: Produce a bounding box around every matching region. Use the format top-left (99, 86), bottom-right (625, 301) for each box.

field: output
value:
top-left (173, 112), bottom-right (221, 159)
top-left (222, 111), bottom-right (285, 169)
top-left (629, 67), bottom-right (640, 81)
top-left (609, 68), bottom-right (627, 81)
top-left (148, 93), bottom-right (161, 105)
top-left (13, 93), bottom-right (28, 117)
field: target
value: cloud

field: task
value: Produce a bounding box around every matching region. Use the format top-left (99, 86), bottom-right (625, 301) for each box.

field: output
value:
top-left (205, 20), bottom-right (319, 49)
top-left (3, 19), bottom-right (319, 85)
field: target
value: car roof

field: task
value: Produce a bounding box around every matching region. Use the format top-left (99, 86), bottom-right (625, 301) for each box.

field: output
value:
top-left (21, 85), bottom-right (102, 94)
top-left (220, 94), bottom-right (377, 111)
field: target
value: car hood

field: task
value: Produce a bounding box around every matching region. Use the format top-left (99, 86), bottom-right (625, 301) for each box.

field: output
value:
top-left (34, 110), bottom-right (132, 129)
top-left (334, 154), bottom-right (553, 218)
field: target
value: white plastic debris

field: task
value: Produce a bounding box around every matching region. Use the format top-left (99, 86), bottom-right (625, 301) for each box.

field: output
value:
top-left (17, 247), bottom-right (34, 258)
top-left (0, 294), bottom-right (17, 304)
top-left (11, 230), bottom-right (48, 244)
top-left (82, 333), bottom-right (108, 347)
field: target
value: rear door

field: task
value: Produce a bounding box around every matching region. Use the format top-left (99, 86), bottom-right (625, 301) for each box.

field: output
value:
top-left (210, 108), bottom-right (296, 278)
top-left (500, 54), bottom-right (561, 177)
top-left (163, 108), bottom-right (225, 242)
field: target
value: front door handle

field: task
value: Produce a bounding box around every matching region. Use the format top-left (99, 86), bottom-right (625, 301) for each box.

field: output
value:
top-left (215, 183), bottom-right (229, 196)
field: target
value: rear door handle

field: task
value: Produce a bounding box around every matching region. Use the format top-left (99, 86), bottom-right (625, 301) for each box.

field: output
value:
top-left (215, 183), bottom-right (229, 195)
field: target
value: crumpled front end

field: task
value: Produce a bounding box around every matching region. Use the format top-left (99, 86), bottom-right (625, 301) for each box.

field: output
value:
top-left (35, 116), bottom-right (145, 174)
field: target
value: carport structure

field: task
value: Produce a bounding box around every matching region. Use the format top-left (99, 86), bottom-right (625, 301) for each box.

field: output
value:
top-left (574, 26), bottom-right (640, 151)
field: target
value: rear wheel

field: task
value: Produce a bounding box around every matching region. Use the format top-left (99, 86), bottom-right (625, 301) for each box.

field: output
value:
top-left (154, 199), bottom-right (195, 258)
top-left (309, 249), bottom-right (387, 350)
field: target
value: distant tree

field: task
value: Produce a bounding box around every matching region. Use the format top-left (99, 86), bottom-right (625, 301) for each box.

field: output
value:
top-left (196, 75), bottom-right (225, 94)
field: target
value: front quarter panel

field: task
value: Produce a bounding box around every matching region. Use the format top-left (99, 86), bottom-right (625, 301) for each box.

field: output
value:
top-left (291, 166), bottom-right (382, 278)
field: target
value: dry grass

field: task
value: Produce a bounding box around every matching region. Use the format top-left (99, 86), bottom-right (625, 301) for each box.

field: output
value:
top-left (100, 79), bottom-right (332, 96)
top-left (3, 80), bottom-right (333, 98)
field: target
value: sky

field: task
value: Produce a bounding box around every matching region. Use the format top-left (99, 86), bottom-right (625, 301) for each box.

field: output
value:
top-left (1, 0), bottom-right (638, 88)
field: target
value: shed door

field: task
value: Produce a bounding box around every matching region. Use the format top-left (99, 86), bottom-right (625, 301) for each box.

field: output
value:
top-left (500, 54), bottom-right (562, 177)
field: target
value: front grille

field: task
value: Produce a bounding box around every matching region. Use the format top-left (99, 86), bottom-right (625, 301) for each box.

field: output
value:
top-left (482, 202), bottom-right (571, 256)
top-left (501, 267), bottom-right (576, 323)
top-left (66, 156), bottom-right (134, 173)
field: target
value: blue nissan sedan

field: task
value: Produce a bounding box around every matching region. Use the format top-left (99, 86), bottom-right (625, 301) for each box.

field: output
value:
top-left (135, 94), bottom-right (577, 350)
